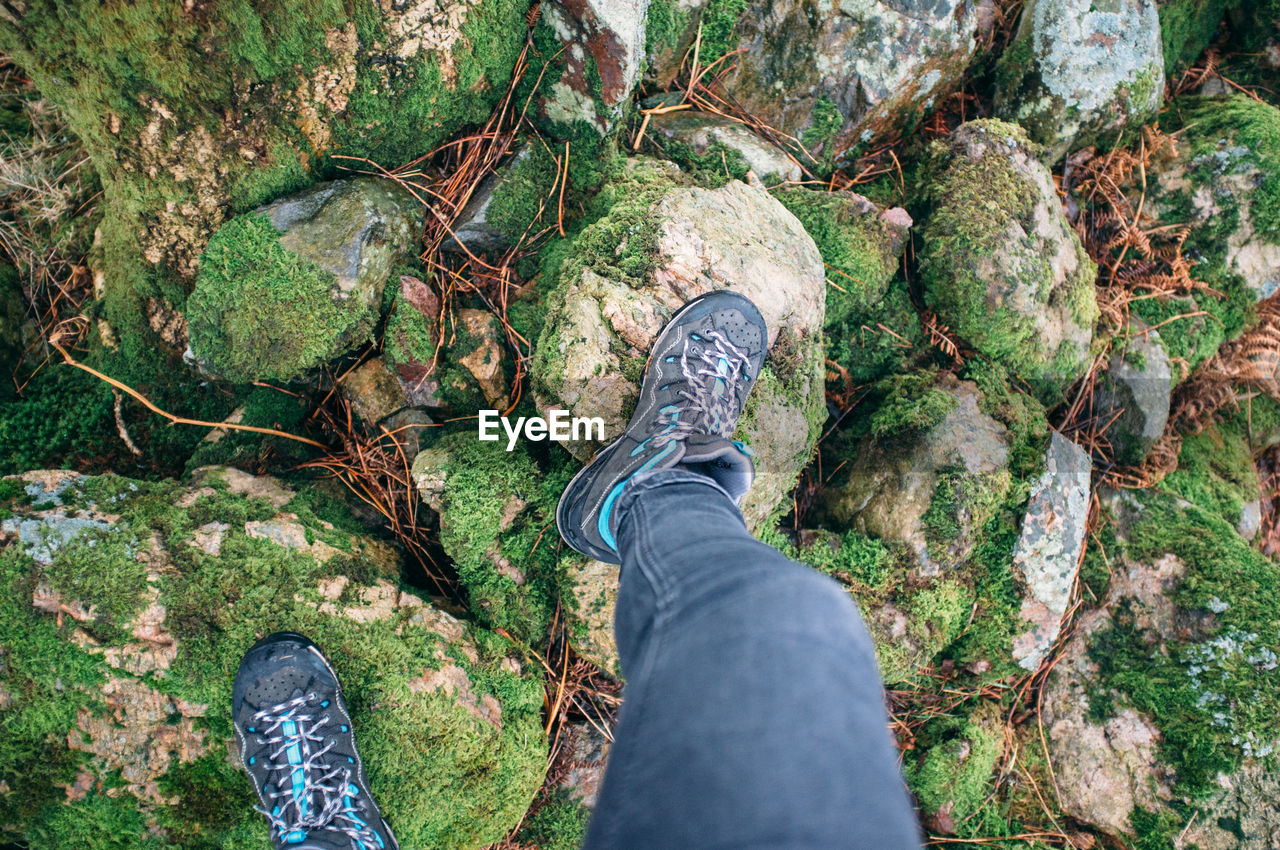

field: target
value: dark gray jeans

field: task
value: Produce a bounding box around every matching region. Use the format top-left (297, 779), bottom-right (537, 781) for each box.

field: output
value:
top-left (584, 470), bottom-right (923, 849)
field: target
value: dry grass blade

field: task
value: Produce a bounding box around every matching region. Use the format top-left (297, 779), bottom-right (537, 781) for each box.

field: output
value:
top-left (0, 58), bottom-right (99, 388)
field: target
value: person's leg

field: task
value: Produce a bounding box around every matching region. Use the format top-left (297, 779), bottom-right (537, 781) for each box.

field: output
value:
top-left (584, 470), bottom-right (922, 849)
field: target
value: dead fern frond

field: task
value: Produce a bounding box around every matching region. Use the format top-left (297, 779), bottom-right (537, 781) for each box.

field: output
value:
top-left (920, 308), bottom-right (964, 364)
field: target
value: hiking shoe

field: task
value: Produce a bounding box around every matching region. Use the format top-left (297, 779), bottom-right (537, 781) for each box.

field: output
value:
top-left (233, 632), bottom-right (398, 850)
top-left (556, 289), bottom-right (768, 563)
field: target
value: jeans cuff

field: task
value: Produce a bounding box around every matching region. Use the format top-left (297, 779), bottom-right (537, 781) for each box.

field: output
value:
top-left (615, 468), bottom-right (738, 528)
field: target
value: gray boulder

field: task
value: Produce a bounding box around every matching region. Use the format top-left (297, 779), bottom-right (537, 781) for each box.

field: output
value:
top-left (995, 0), bottom-right (1164, 163)
top-left (1011, 431), bottom-right (1092, 670)
top-left (258, 178), bottom-right (422, 306)
top-left (820, 374), bottom-right (1012, 576)
top-left (1094, 318), bottom-right (1172, 465)
top-left (645, 0), bottom-right (987, 164)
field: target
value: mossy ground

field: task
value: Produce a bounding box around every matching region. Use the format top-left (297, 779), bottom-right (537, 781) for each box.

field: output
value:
top-left (0, 472), bottom-right (547, 847)
top-left (339, 0), bottom-right (527, 168)
top-left (9, 8), bottom-right (1280, 847)
top-left (641, 132), bottom-right (753, 189)
top-left (771, 185), bottom-right (922, 389)
top-left (485, 142), bottom-right (563, 245)
top-left (383, 283), bottom-right (493, 416)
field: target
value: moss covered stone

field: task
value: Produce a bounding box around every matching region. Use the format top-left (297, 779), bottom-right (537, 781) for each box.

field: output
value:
top-left (187, 215), bottom-right (355, 383)
top-left (1146, 95), bottom-right (1280, 311)
top-left (642, 109), bottom-right (801, 187)
top-left (907, 702), bottom-right (1004, 826)
top-left (483, 144), bottom-right (562, 247)
top-left (1046, 490), bottom-right (1280, 836)
top-left (0, 468), bottom-right (546, 847)
top-left (186, 178), bottom-right (420, 383)
top-left (820, 373), bottom-right (1015, 573)
top-left (775, 182), bottom-right (922, 387)
top-left (815, 363), bottom-right (1050, 684)
top-left (1043, 411), bottom-right (1280, 839)
top-left (531, 159), bottom-right (827, 530)
top-left (919, 120), bottom-right (1099, 404)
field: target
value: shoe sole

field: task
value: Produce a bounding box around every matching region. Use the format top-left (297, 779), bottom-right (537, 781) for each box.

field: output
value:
top-left (555, 290), bottom-right (766, 561)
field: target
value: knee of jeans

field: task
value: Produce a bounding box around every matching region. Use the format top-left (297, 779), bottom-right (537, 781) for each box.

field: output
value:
top-left (756, 561), bottom-right (867, 626)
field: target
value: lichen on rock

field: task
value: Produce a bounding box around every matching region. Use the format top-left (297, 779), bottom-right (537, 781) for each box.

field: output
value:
top-left (995, 0), bottom-right (1165, 163)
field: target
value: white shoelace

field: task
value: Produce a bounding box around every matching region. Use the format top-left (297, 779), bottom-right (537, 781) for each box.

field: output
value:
top-left (252, 694), bottom-right (383, 848)
top-left (652, 329), bottom-right (752, 447)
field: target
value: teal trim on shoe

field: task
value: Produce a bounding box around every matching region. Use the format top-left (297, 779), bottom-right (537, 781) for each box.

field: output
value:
top-left (598, 439), bottom-right (679, 551)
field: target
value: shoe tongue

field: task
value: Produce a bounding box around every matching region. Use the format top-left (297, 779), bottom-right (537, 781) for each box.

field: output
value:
top-left (677, 435), bottom-right (755, 504)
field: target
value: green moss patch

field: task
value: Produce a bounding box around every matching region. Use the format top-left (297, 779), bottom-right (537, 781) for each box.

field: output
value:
top-left (425, 435), bottom-right (579, 644)
top-left (1158, 0), bottom-right (1236, 73)
top-left (908, 703), bottom-right (1004, 824)
top-left (186, 214), bottom-right (369, 383)
top-left (1090, 494), bottom-right (1280, 795)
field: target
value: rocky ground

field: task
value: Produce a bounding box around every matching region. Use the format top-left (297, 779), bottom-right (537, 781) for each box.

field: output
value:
top-left (1, 0), bottom-right (1280, 847)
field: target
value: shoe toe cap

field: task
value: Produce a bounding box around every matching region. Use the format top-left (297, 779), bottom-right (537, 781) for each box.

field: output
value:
top-left (233, 634), bottom-right (338, 713)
